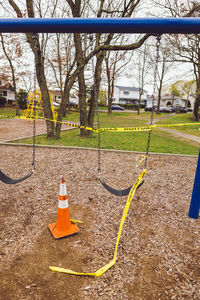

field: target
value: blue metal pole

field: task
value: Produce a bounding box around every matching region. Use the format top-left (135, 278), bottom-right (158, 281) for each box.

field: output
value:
top-left (188, 150), bottom-right (200, 219)
top-left (0, 18), bottom-right (200, 33)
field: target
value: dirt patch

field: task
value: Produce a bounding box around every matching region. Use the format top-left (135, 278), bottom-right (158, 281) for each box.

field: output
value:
top-left (0, 145), bottom-right (199, 300)
top-left (0, 118), bottom-right (76, 143)
top-left (0, 118), bottom-right (199, 299)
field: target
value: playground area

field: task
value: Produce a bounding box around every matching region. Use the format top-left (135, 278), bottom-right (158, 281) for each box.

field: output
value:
top-left (0, 120), bottom-right (199, 299)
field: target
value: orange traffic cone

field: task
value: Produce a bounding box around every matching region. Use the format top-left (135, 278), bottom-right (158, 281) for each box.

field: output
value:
top-left (48, 176), bottom-right (79, 239)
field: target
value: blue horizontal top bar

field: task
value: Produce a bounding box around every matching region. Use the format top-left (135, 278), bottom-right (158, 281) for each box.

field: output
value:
top-left (0, 18), bottom-right (200, 34)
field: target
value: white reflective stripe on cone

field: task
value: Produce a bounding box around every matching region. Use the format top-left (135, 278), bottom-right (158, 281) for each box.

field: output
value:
top-left (59, 183), bottom-right (67, 196)
top-left (58, 199), bottom-right (69, 209)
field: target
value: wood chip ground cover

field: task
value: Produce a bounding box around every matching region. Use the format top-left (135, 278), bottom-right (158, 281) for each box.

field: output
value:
top-left (0, 122), bottom-right (199, 300)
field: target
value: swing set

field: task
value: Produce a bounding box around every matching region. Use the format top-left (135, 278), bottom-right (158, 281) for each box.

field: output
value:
top-left (0, 19), bottom-right (199, 206)
top-left (0, 17), bottom-right (199, 279)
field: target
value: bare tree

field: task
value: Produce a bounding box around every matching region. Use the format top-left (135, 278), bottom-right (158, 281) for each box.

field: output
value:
top-left (0, 33), bottom-right (21, 116)
top-left (156, 41), bottom-right (175, 112)
top-left (153, 0), bottom-right (200, 120)
top-left (5, 0), bottom-right (154, 140)
top-left (48, 33), bottom-right (75, 114)
top-left (7, 0), bottom-right (58, 138)
top-left (133, 43), bottom-right (150, 114)
top-left (104, 47), bottom-right (133, 114)
top-left (65, 0), bottom-right (154, 137)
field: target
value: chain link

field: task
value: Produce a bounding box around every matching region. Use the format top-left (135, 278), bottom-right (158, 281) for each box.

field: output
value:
top-left (32, 33), bottom-right (38, 171)
top-left (89, 34), bottom-right (101, 175)
top-left (144, 34), bottom-right (161, 169)
top-left (90, 33), bottom-right (161, 172)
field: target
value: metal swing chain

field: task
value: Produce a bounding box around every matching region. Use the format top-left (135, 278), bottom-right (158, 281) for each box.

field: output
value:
top-left (89, 33), bottom-right (101, 175)
top-left (144, 34), bottom-right (161, 169)
top-left (32, 33), bottom-right (38, 172)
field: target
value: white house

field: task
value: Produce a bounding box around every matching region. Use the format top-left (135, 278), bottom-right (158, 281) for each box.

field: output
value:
top-left (113, 85), bottom-right (148, 105)
top-left (49, 89), bottom-right (79, 107)
top-left (160, 95), bottom-right (187, 108)
top-left (0, 79), bottom-right (15, 102)
top-left (146, 94), bottom-right (195, 109)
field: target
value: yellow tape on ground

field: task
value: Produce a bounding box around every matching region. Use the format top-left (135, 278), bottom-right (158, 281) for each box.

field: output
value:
top-left (70, 219), bottom-right (84, 224)
top-left (49, 168), bottom-right (147, 277)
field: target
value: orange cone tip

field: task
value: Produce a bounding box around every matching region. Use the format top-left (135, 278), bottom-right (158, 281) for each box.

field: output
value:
top-left (48, 176), bottom-right (79, 239)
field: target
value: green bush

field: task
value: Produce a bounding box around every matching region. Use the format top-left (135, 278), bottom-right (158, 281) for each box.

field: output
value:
top-left (0, 96), bottom-right (6, 107)
top-left (17, 91), bottom-right (28, 109)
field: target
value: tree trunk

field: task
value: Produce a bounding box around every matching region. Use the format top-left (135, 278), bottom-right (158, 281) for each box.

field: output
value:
top-left (105, 56), bottom-right (112, 115)
top-left (73, 33), bottom-right (88, 137)
top-left (55, 75), bottom-right (74, 139)
top-left (193, 85), bottom-right (200, 121)
top-left (107, 86), bottom-right (112, 115)
top-left (156, 86), bottom-right (162, 114)
top-left (35, 49), bottom-right (55, 138)
top-left (10, 62), bottom-right (20, 117)
top-left (87, 51), bottom-right (105, 135)
top-left (137, 91), bottom-right (142, 115)
top-left (26, 1), bottom-right (55, 138)
top-left (55, 92), bottom-right (69, 139)
top-left (78, 69), bottom-right (88, 137)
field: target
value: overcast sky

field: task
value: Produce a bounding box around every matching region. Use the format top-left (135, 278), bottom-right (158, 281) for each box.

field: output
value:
top-left (0, 0), bottom-right (195, 95)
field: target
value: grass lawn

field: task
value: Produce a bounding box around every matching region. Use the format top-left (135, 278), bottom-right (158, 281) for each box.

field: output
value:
top-left (11, 111), bottom-right (199, 156)
top-left (0, 107), bottom-right (25, 117)
top-left (1, 107), bottom-right (199, 155)
top-left (157, 113), bottom-right (200, 137)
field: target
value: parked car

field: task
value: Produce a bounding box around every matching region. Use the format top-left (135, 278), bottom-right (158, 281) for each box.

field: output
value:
top-left (186, 107), bottom-right (193, 112)
top-left (160, 106), bottom-right (173, 113)
top-left (112, 105), bottom-right (125, 111)
top-left (53, 101), bottom-right (60, 107)
top-left (180, 107), bottom-right (187, 113)
top-left (145, 105), bottom-right (157, 112)
top-left (69, 97), bottom-right (79, 108)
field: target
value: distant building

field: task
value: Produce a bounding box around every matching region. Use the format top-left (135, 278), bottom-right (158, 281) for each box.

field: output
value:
top-left (160, 95), bottom-right (187, 108)
top-left (49, 90), bottom-right (62, 103)
top-left (49, 89), bottom-right (79, 107)
top-left (0, 79), bottom-right (15, 102)
top-left (146, 95), bottom-right (157, 108)
top-left (146, 94), bottom-right (195, 109)
top-left (113, 85), bottom-right (148, 106)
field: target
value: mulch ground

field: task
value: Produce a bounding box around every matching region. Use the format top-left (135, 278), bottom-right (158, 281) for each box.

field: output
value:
top-left (0, 120), bottom-right (199, 300)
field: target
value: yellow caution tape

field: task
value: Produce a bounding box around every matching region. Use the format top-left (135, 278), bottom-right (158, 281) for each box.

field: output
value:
top-left (0, 115), bottom-right (16, 119)
top-left (49, 168), bottom-right (147, 277)
top-left (0, 114), bottom-right (200, 133)
top-left (151, 123), bottom-right (200, 128)
top-left (98, 122), bottom-right (200, 132)
top-left (0, 114), bottom-right (96, 131)
top-left (98, 126), bottom-right (151, 132)
top-left (33, 116), bottom-right (96, 132)
top-left (137, 155), bottom-right (148, 167)
top-left (70, 219), bottom-right (84, 224)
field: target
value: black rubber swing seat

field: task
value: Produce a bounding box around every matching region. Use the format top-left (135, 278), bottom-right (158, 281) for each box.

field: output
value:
top-left (99, 177), bottom-right (144, 196)
top-left (0, 170), bottom-right (33, 185)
